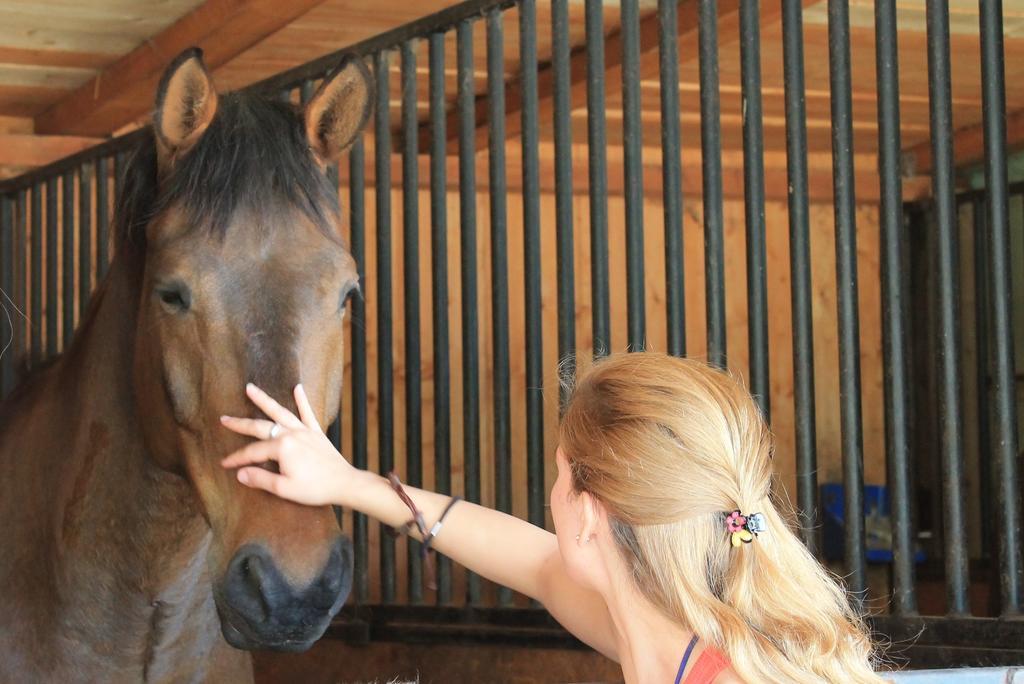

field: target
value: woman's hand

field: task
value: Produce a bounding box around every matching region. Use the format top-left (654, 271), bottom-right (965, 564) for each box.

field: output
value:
top-left (219, 383), bottom-right (353, 506)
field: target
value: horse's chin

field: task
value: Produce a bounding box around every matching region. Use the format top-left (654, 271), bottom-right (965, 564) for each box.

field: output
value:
top-left (219, 615), bottom-right (319, 653)
top-left (216, 605), bottom-right (323, 653)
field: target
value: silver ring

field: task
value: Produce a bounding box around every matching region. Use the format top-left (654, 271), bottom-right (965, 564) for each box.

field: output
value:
top-left (268, 423), bottom-right (282, 440)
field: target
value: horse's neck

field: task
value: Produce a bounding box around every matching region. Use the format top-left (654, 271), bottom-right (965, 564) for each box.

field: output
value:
top-left (10, 257), bottom-right (223, 672)
top-left (55, 256), bottom-right (208, 568)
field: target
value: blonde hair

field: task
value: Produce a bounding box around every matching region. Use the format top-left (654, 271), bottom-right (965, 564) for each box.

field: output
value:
top-left (559, 353), bottom-right (884, 683)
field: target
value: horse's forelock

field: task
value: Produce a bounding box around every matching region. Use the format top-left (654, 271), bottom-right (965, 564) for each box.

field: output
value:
top-left (115, 92), bottom-right (341, 257)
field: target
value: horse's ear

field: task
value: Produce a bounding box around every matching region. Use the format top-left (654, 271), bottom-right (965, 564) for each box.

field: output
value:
top-left (153, 47), bottom-right (218, 167)
top-left (304, 55), bottom-right (373, 163)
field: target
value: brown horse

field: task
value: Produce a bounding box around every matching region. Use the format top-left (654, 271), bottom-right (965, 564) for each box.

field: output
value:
top-left (0, 49), bottom-right (371, 682)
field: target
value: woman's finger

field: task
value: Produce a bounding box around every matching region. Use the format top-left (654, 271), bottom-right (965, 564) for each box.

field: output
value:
top-left (246, 383), bottom-right (304, 428)
top-left (237, 466), bottom-right (286, 496)
top-left (220, 415), bottom-right (278, 440)
top-left (221, 439), bottom-right (283, 469)
top-left (293, 384), bottom-right (322, 432)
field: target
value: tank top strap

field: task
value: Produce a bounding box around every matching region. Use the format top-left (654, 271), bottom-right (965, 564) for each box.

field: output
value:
top-left (673, 635), bottom-right (700, 684)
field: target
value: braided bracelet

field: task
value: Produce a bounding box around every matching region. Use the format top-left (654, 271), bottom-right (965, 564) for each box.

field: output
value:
top-left (384, 471), bottom-right (461, 591)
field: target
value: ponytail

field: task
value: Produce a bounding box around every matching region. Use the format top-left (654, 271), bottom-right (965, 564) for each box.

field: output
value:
top-left (560, 353), bottom-right (885, 683)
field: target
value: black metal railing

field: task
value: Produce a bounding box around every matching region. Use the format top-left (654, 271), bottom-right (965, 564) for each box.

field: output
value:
top-left (1, 0), bottom-right (1022, 669)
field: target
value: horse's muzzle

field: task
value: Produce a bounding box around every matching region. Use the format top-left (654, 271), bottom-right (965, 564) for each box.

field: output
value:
top-left (214, 536), bottom-right (352, 652)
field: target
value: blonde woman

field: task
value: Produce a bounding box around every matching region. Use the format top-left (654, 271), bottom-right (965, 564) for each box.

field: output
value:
top-left (221, 353), bottom-right (885, 683)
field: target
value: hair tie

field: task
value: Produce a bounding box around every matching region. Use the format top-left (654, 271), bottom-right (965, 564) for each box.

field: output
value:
top-left (725, 510), bottom-right (766, 547)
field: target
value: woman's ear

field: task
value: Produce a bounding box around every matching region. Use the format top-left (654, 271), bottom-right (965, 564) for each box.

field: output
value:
top-left (577, 490), bottom-right (605, 546)
top-left (303, 54), bottom-right (373, 163)
top-left (153, 48), bottom-right (218, 170)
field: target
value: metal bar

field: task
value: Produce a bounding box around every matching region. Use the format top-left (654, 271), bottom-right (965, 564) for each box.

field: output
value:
top-left (456, 18), bottom-right (482, 606)
top-left (300, 79), bottom-right (316, 105)
top-left (875, 0), bottom-right (916, 615)
top-left (113, 152), bottom-right (126, 215)
top-left (698, 0), bottom-right (726, 368)
top-left (349, 137), bottom-right (369, 605)
top-left (659, 0), bottom-right (684, 358)
top-left (827, 0), bottom-right (866, 600)
top-left (781, 0), bottom-right (819, 554)
top-left (61, 171), bottom-right (74, 348)
top-left (552, 0), bottom-right (576, 402)
top-left (13, 190), bottom-right (26, 385)
top-left (926, 0), bottom-right (969, 616)
top-left (621, 0), bottom-right (645, 350)
top-left (486, 8), bottom-right (513, 607)
top-left (399, 39), bottom-right (423, 605)
top-left (585, 0), bottom-right (610, 357)
top-left (30, 184), bottom-right (41, 367)
top-left (327, 420), bottom-right (342, 456)
top-left (740, 0), bottom-right (768, 417)
top-left (78, 164), bottom-right (92, 322)
top-left (428, 30), bottom-right (453, 604)
top-left (973, 197), bottom-right (995, 567)
top-left (374, 50), bottom-right (396, 604)
top-left (0, 194), bottom-right (13, 397)
top-left (96, 158), bottom-right (109, 278)
top-left (979, 0), bottom-right (1021, 615)
top-left (45, 179), bottom-right (58, 359)
top-left (519, 0), bottom-right (544, 533)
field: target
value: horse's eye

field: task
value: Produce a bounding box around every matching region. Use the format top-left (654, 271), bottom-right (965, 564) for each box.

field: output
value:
top-left (156, 284), bottom-right (192, 313)
top-left (338, 283), bottom-right (360, 313)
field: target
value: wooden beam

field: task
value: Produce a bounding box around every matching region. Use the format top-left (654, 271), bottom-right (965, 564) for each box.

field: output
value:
top-left (0, 84), bottom-right (71, 118)
top-left (34, 0), bottom-right (331, 137)
top-left (0, 116), bottom-right (33, 134)
top-left (0, 46), bottom-right (113, 71)
top-left (0, 133), bottom-right (103, 168)
top-left (908, 107), bottom-right (1024, 175)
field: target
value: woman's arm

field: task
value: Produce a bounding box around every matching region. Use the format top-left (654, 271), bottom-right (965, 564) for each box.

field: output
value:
top-left (345, 470), bottom-right (618, 660)
top-left (220, 383), bottom-right (619, 660)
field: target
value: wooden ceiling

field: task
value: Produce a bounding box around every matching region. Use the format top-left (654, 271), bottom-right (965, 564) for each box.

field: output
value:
top-left (0, 0), bottom-right (1021, 196)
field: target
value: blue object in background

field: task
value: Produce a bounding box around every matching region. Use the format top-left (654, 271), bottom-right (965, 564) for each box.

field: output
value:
top-left (819, 483), bottom-right (926, 564)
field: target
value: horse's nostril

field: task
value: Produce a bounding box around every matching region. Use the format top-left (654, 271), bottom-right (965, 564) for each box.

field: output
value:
top-left (242, 554), bottom-right (262, 588)
top-left (233, 550), bottom-right (272, 620)
top-left (323, 543), bottom-right (350, 594)
top-left (321, 563), bottom-right (342, 595)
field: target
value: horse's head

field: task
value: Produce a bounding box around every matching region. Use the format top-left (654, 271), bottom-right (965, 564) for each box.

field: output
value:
top-left (120, 49), bottom-right (371, 651)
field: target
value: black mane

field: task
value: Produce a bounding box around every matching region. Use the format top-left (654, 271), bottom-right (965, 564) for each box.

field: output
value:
top-left (116, 91), bottom-right (339, 253)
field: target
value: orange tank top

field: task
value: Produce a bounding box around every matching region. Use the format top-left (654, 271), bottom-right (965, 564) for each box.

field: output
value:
top-left (682, 646), bottom-right (730, 684)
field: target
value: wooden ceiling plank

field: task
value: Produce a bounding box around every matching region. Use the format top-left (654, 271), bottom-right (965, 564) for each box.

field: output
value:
top-left (33, 0), bottom-right (332, 136)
